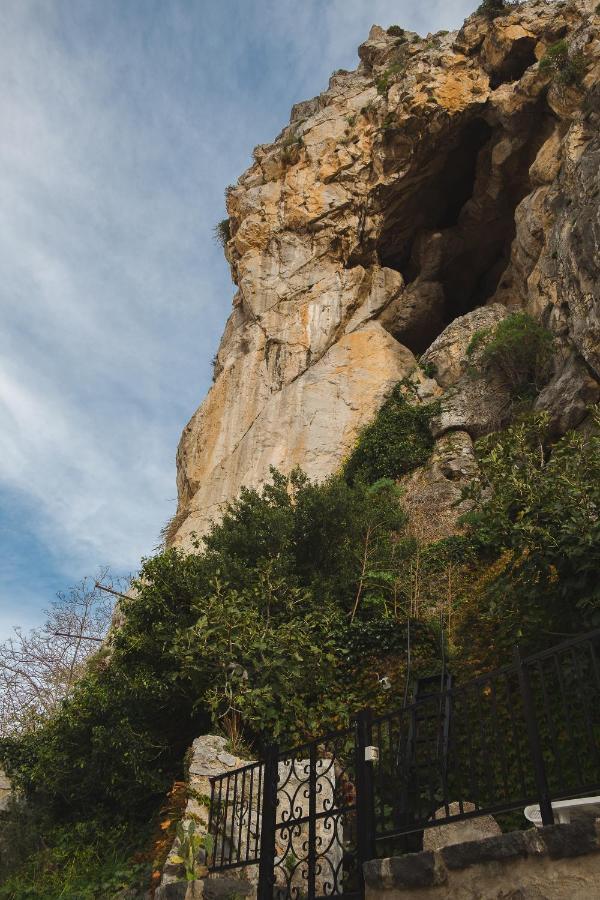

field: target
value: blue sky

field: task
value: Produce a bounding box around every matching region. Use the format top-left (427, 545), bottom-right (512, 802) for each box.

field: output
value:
top-left (0, 0), bottom-right (475, 639)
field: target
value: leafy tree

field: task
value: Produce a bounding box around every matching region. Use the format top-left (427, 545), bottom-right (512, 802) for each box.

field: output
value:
top-left (457, 411), bottom-right (600, 656)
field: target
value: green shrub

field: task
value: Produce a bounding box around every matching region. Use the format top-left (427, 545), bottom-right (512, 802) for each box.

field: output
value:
top-left (539, 40), bottom-right (587, 86)
top-left (419, 360), bottom-right (437, 379)
top-left (471, 312), bottom-right (554, 399)
top-left (280, 132), bottom-right (304, 165)
top-left (213, 218), bottom-right (230, 247)
top-left (343, 385), bottom-right (437, 485)
top-left (459, 411), bottom-right (600, 653)
top-left (475, 0), bottom-right (513, 18)
top-left (0, 806), bottom-right (150, 900)
top-left (386, 25), bottom-right (405, 38)
top-left (375, 61), bottom-right (406, 96)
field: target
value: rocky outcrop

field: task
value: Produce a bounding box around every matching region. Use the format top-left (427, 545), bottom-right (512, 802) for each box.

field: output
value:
top-left (172, 0), bottom-right (600, 547)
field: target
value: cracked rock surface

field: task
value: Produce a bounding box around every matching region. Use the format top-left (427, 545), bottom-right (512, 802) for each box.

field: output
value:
top-left (171, 0), bottom-right (600, 547)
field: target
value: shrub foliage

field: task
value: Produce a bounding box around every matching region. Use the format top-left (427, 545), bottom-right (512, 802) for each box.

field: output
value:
top-left (469, 312), bottom-right (554, 399)
top-left (343, 385), bottom-right (437, 484)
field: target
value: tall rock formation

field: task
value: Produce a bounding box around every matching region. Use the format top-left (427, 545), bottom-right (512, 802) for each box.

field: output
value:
top-left (171, 0), bottom-right (600, 548)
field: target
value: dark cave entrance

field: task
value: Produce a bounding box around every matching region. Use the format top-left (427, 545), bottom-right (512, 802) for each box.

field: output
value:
top-left (375, 112), bottom-right (546, 353)
top-left (488, 36), bottom-right (537, 90)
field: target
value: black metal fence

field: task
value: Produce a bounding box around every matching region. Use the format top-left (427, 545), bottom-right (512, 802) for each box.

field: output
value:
top-left (208, 628), bottom-right (600, 899)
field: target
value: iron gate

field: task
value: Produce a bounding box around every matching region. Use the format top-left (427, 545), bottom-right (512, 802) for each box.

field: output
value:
top-left (208, 713), bottom-right (374, 900)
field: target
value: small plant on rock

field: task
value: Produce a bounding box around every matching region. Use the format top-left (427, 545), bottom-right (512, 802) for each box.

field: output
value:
top-left (214, 218), bottom-right (231, 247)
top-left (473, 312), bottom-right (554, 399)
top-left (476, 0), bottom-right (514, 18)
top-left (280, 132), bottom-right (304, 166)
top-left (386, 25), bottom-right (405, 38)
top-left (170, 820), bottom-right (213, 882)
top-left (539, 40), bottom-right (587, 87)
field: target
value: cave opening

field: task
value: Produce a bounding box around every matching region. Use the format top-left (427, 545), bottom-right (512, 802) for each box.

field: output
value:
top-left (377, 119), bottom-right (494, 277)
top-left (375, 112), bottom-right (545, 354)
top-left (488, 37), bottom-right (537, 90)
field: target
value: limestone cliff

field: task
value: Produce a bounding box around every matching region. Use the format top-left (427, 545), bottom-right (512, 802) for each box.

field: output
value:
top-left (171, 0), bottom-right (600, 548)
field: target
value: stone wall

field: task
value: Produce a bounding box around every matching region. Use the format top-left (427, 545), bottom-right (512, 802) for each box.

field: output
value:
top-left (364, 820), bottom-right (600, 900)
top-left (0, 770), bottom-right (11, 813)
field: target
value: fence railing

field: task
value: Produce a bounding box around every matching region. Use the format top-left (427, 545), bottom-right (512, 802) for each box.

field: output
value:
top-left (208, 627), bottom-right (600, 899)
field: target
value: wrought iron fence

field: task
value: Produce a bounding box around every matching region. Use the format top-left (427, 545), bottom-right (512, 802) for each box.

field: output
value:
top-left (208, 627), bottom-right (600, 900)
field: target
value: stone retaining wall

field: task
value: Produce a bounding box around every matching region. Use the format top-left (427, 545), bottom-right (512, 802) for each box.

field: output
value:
top-left (364, 820), bottom-right (600, 900)
top-left (0, 770), bottom-right (11, 812)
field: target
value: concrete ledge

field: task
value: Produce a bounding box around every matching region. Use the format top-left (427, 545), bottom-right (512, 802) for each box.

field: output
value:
top-left (364, 820), bottom-right (600, 899)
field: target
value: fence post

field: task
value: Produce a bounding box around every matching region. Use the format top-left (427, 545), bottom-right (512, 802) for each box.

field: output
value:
top-left (258, 743), bottom-right (279, 900)
top-left (355, 709), bottom-right (376, 876)
top-left (513, 646), bottom-right (554, 826)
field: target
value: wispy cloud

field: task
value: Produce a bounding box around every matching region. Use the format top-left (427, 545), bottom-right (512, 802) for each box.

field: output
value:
top-left (0, 0), bottom-right (475, 637)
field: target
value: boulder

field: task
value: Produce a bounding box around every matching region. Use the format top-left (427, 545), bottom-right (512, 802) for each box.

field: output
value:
top-left (420, 304), bottom-right (510, 389)
top-left (423, 801), bottom-right (502, 852)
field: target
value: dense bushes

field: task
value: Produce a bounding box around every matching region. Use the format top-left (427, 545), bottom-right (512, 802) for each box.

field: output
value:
top-left (468, 312), bottom-right (554, 399)
top-left (458, 412), bottom-right (600, 651)
top-left (0, 472), bottom-right (441, 828)
top-left (343, 386), bottom-right (437, 484)
top-left (3, 382), bottom-right (600, 895)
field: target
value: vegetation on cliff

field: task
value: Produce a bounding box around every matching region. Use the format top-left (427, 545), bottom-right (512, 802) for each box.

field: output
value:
top-left (3, 409), bottom-right (600, 896)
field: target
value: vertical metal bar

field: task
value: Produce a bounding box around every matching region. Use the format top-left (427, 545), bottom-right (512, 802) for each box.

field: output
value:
top-left (247, 765), bottom-right (254, 862)
top-left (258, 745), bottom-right (279, 900)
top-left (256, 761), bottom-right (263, 861)
top-left (571, 645), bottom-right (599, 770)
top-left (308, 742), bottom-right (317, 900)
top-left (462, 686), bottom-right (478, 809)
top-left (505, 670), bottom-right (528, 798)
top-left (514, 646), bottom-right (554, 826)
top-left (229, 769), bottom-right (239, 865)
top-left (208, 777), bottom-right (216, 868)
top-left (238, 769), bottom-right (246, 863)
top-left (489, 679), bottom-right (510, 800)
top-left (475, 680), bottom-right (494, 807)
top-left (536, 659), bottom-right (564, 789)
top-left (355, 709), bottom-right (376, 886)
top-left (220, 774), bottom-right (229, 869)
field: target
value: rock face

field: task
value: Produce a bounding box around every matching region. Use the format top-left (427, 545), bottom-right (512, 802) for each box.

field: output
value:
top-left (172, 0), bottom-right (600, 547)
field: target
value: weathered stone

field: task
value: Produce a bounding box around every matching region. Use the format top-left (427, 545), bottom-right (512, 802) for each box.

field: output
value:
top-left (175, 324), bottom-right (419, 544)
top-left (441, 831), bottom-right (528, 870)
top-left (420, 304), bottom-right (509, 389)
top-left (430, 372), bottom-right (513, 440)
top-left (423, 802), bottom-right (502, 852)
top-left (364, 821), bottom-right (600, 899)
top-left (154, 883), bottom-right (188, 900)
top-left (534, 820), bottom-right (599, 859)
top-left (535, 353), bottom-right (600, 434)
top-left (202, 876), bottom-right (253, 900)
top-left (169, 0), bottom-right (600, 547)
top-left (401, 432), bottom-right (479, 542)
top-left (0, 769), bottom-right (11, 813)
top-left (363, 853), bottom-right (442, 890)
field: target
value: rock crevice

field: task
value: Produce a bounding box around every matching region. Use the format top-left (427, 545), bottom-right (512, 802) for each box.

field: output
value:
top-left (172, 0), bottom-right (600, 547)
